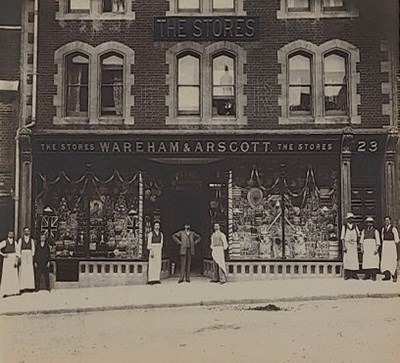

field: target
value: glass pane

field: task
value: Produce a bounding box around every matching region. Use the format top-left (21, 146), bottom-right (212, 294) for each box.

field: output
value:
top-left (323, 0), bottom-right (344, 8)
top-left (325, 86), bottom-right (347, 112)
top-left (69, 0), bottom-right (90, 12)
top-left (102, 0), bottom-right (125, 13)
top-left (178, 86), bottom-right (199, 114)
top-left (213, 55), bottom-right (234, 87)
top-left (289, 86), bottom-right (311, 113)
top-left (66, 54), bottom-right (89, 116)
top-left (289, 54), bottom-right (311, 85)
top-left (101, 54), bottom-right (123, 116)
top-left (324, 54), bottom-right (346, 84)
top-left (212, 97), bottom-right (236, 116)
top-left (287, 0), bottom-right (310, 10)
top-left (213, 0), bottom-right (235, 11)
top-left (178, 55), bottom-right (200, 85)
top-left (177, 0), bottom-right (200, 11)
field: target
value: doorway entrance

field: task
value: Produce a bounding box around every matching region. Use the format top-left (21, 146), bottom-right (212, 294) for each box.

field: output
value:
top-left (165, 168), bottom-right (210, 274)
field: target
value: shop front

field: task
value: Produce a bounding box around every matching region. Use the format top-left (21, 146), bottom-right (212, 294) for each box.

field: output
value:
top-left (30, 133), bottom-right (388, 286)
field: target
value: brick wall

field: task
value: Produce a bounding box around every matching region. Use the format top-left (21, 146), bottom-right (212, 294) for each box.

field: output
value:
top-left (34, 0), bottom-right (398, 131)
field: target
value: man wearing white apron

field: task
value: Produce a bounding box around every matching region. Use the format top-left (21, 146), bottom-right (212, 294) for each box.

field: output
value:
top-left (147, 222), bottom-right (163, 285)
top-left (380, 216), bottom-right (399, 282)
top-left (16, 227), bottom-right (36, 292)
top-left (210, 223), bottom-right (228, 284)
top-left (340, 212), bottom-right (360, 280)
top-left (360, 216), bottom-right (380, 281)
top-left (0, 231), bottom-right (20, 298)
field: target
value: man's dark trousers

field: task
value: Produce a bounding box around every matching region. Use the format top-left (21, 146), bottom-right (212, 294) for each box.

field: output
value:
top-left (35, 267), bottom-right (50, 291)
top-left (180, 247), bottom-right (192, 281)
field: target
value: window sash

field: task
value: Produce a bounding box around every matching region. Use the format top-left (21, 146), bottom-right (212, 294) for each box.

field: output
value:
top-left (68, 0), bottom-right (91, 13)
top-left (322, 0), bottom-right (345, 10)
top-left (212, 0), bottom-right (235, 12)
top-left (287, 0), bottom-right (311, 12)
top-left (324, 84), bottom-right (347, 114)
top-left (289, 85), bottom-right (312, 115)
top-left (178, 85), bottom-right (200, 115)
top-left (177, 0), bottom-right (200, 12)
top-left (101, 63), bottom-right (123, 116)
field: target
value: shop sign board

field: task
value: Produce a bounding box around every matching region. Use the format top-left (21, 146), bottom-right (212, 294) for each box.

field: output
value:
top-left (35, 138), bottom-right (341, 155)
top-left (154, 16), bottom-right (259, 41)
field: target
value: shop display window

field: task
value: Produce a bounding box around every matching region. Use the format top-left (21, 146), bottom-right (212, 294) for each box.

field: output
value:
top-left (231, 160), bottom-right (339, 260)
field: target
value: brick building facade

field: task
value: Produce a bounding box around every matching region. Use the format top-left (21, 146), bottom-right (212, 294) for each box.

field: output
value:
top-left (14, 0), bottom-right (398, 286)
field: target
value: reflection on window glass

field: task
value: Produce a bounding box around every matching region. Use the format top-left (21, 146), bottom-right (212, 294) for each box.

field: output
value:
top-left (178, 54), bottom-right (200, 115)
top-left (68, 0), bottom-right (90, 13)
top-left (322, 0), bottom-right (344, 9)
top-left (324, 53), bottom-right (347, 115)
top-left (289, 53), bottom-right (312, 115)
top-left (177, 0), bottom-right (200, 12)
top-left (287, 0), bottom-right (310, 11)
top-left (213, 0), bottom-right (235, 11)
top-left (66, 54), bottom-right (89, 116)
top-left (101, 54), bottom-right (124, 116)
top-left (102, 0), bottom-right (125, 13)
top-left (212, 55), bottom-right (235, 116)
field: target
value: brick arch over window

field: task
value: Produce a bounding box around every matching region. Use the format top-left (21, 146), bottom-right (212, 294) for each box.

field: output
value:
top-left (278, 39), bottom-right (360, 125)
top-left (53, 41), bottom-right (134, 125)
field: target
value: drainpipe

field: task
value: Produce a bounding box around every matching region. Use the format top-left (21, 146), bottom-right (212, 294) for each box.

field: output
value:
top-left (14, 0), bottom-right (38, 235)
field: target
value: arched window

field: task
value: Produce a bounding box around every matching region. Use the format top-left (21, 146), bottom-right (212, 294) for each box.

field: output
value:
top-left (212, 54), bottom-right (235, 116)
top-left (213, 0), bottom-right (235, 12)
top-left (65, 53), bottom-right (89, 117)
top-left (177, 0), bottom-right (200, 12)
top-left (288, 52), bottom-right (312, 115)
top-left (324, 52), bottom-right (347, 115)
top-left (100, 53), bottom-right (124, 116)
top-left (177, 54), bottom-right (200, 115)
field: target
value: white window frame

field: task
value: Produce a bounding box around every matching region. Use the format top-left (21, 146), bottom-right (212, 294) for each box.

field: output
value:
top-left (167, 0), bottom-right (246, 15)
top-left (54, 41), bottom-right (135, 125)
top-left (166, 41), bottom-right (247, 126)
top-left (277, 0), bottom-right (358, 19)
top-left (278, 39), bottom-right (360, 125)
top-left (56, 0), bottom-right (135, 20)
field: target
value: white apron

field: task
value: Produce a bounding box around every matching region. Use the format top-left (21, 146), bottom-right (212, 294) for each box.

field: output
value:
top-left (148, 244), bottom-right (162, 282)
top-left (212, 246), bottom-right (227, 275)
top-left (0, 253), bottom-right (20, 297)
top-left (343, 228), bottom-right (359, 271)
top-left (381, 241), bottom-right (397, 275)
top-left (362, 238), bottom-right (380, 270)
top-left (19, 250), bottom-right (35, 290)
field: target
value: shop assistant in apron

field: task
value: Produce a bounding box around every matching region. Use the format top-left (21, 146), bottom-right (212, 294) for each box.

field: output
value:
top-left (147, 222), bottom-right (163, 285)
top-left (360, 216), bottom-right (380, 281)
top-left (340, 212), bottom-right (360, 280)
top-left (380, 216), bottom-right (399, 282)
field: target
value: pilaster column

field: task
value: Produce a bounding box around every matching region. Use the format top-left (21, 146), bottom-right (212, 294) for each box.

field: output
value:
top-left (18, 127), bottom-right (33, 235)
top-left (384, 127), bottom-right (398, 218)
top-left (340, 127), bottom-right (354, 218)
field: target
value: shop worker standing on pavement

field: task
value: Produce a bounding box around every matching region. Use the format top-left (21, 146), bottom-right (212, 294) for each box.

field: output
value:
top-left (210, 223), bottom-right (228, 284)
top-left (16, 227), bottom-right (36, 292)
top-left (380, 216), bottom-right (399, 282)
top-left (172, 223), bottom-right (201, 283)
top-left (0, 231), bottom-right (20, 298)
top-left (341, 212), bottom-right (360, 280)
top-left (147, 221), bottom-right (163, 285)
top-left (34, 233), bottom-right (51, 292)
top-left (360, 216), bottom-right (380, 281)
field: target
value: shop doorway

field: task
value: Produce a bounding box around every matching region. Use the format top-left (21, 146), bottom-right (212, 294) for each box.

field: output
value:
top-left (166, 168), bottom-right (210, 275)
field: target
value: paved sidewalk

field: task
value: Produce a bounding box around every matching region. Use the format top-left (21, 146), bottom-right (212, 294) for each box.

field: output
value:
top-left (1, 277), bottom-right (399, 316)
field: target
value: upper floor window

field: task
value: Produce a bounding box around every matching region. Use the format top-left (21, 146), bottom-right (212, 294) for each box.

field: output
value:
top-left (65, 53), bottom-right (89, 117)
top-left (57, 0), bottom-right (134, 20)
top-left (277, 40), bottom-right (360, 124)
top-left (213, 0), bottom-right (235, 12)
top-left (68, 0), bottom-right (90, 13)
top-left (287, 0), bottom-right (310, 12)
top-left (288, 53), bottom-right (312, 115)
top-left (177, 54), bottom-right (201, 115)
top-left (102, 0), bottom-right (125, 13)
top-left (100, 53), bottom-right (124, 116)
top-left (54, 41), bottom-right (135, 125)
top-left (278, 0), bottom-right (358, 18)
top-left (212, 54), bottom-right (235, 116)
top-left (324, 52), bottom-right (347, 115)
top-left (168, 0), bottom-right (245, 15)
top-left (177, 0), bottom-right (200, 12)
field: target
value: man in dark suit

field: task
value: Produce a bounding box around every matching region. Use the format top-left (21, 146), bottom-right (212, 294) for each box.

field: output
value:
top-left (34, 233), bottom-right (51, 292)
top-left (172, 223), bottom-right (201, 283)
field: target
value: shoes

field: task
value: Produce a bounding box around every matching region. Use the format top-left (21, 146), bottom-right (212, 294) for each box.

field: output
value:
top-left (220, 281), bottom-right (226, 285)
top-left (382, 277), bottom-right (391, 281)
top-left (351, 275), bottom-right (359, 280)
top-left (393, 275), bottom-right (397, 283)
top-left (209, 280), bottom-right (218, 283)
top-left (372, 275), bottom-right (376, 281)
top-left (178, 279), bottom-right (184, 284)
top-left (344, 276), bottom-right (350, 280)
top-left (186, 279), bottom-right (191, 283)
top-left (362, 275), bottom-right (370, 280)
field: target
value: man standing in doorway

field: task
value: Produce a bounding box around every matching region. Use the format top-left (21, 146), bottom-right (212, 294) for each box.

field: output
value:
top-left (172, 224), bottom-right (201, 283)
top-left (380, 216), bottom-right (399, 282)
